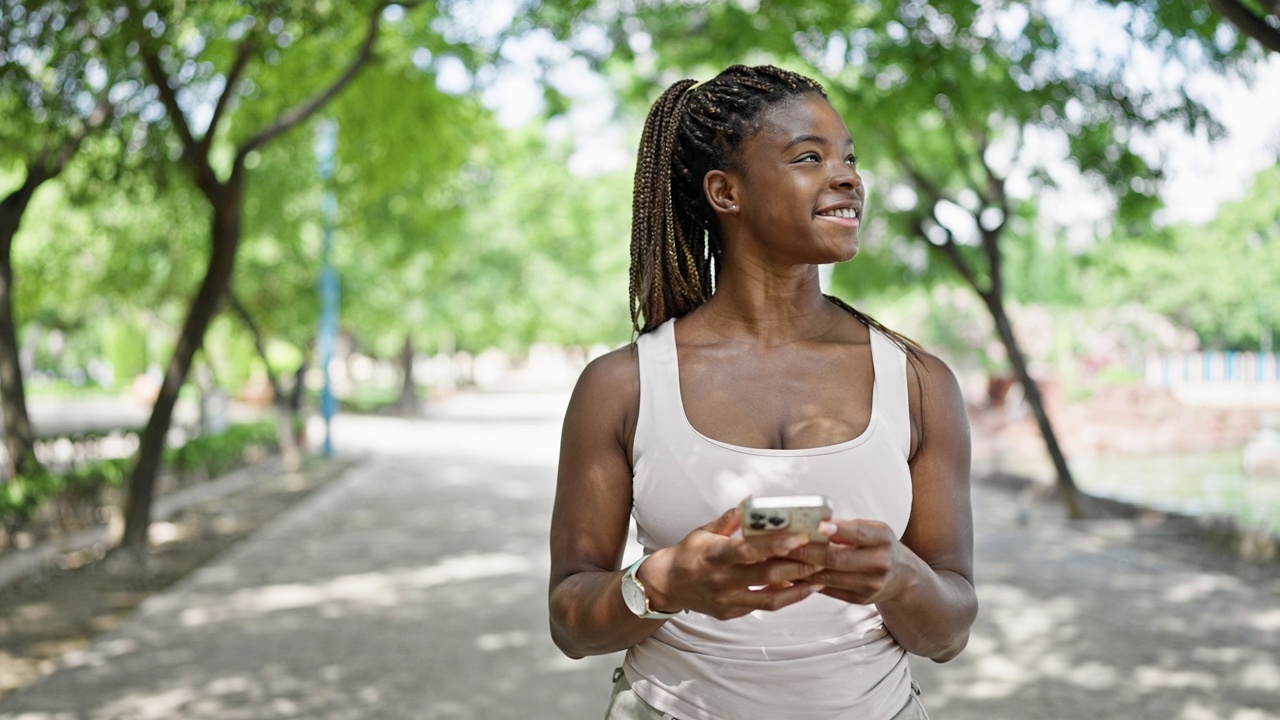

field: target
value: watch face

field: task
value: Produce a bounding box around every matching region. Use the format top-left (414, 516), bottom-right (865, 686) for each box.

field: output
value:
top-left (622, 574), bottom-right (648, 616)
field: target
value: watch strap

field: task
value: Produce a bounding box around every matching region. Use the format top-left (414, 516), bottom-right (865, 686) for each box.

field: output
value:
top-left (624, 555), bottom-right (677, 619)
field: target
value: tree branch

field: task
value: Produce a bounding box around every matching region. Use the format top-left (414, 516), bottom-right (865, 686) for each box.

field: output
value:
top-left (979, 224), bottom-right (1004, 298)
top-left (227, 290), bottom-right (285, 401)
top-left (235, 4), bottom-right (386, 166)
top-left (133, 34), bottom-right (224, 198)
top-left (912, 213), bottom-right (987, 300)
top-left (136, 42), bottom-right (199, 155)
top-left (896, 152), bottom-right (960, 208)
top-left (3, 92), bottom-right (113, 256)
top-left (974, 131), bottom-right (1010, 235)
top-left (200, 39), bottom-right (257, 158)
top-left (1207, 0), bottom-right (1280, 53)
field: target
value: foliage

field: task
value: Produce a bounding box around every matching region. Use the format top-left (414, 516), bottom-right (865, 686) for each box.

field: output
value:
top-left (1, 467), bottom-right (59, 532)
top-left (0, 420), bottom-right (278, 536)
top-left (526, 0), bottom-right (1260, 288)
top-left (0, 1), bottom-right (140, 172)
top-left (1087, 163), bottom-right (1280, 350)
top-left (518, 0), bottom-right (1269, 515)
top-left (229, 58), bottom-right (490, 362)
top-left (427, 131), bottom-right (633, 351)
top-left (3, 0), bottom-right (1274, 403)
top-left (1098, 0), bottom-right (1279, 56)
top-left (337, 385), bottom-right (402, 414)
top-left (0, 456), bottom-right (129, 535)
top-left (164, 420), bottom-right (279, 480)
top-left (336, 126), bottom-right (634, 356)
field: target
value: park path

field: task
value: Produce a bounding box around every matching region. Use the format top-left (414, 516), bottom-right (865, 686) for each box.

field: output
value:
top-left (0, 389), bottom-right (1277, 719)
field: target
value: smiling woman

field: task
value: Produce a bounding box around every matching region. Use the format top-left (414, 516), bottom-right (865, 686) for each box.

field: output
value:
top-left (548, 65), bottom-right (976, 720)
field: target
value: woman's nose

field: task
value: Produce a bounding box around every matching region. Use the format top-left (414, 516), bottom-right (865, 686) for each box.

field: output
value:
top-left (831, 163), bottom-right (861, 191)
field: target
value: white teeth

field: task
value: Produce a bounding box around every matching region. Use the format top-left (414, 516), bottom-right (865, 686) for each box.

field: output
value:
top-left (820, 208), bottom-right (857, 219)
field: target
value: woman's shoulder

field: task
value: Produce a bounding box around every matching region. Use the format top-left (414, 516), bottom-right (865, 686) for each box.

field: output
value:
top-left (564, 343), bottom-right (642, 450)
top-left (568, 343), bottom-right (641, 414)
top-left (898, 341), bottom-right (959, 392)
top-left (577, 343), bottom-right (640, 391)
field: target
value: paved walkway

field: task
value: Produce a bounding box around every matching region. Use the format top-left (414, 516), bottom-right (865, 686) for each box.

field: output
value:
top-left (1, 390), bottom-right (1277, 719)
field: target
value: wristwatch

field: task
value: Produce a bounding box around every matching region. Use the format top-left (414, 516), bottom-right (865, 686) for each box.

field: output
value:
top-left (621, 555), bottom-right (677, 619)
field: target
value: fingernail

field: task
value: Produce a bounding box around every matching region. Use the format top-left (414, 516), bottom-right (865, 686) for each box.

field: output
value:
top-left (809, 584), bottom-right (825, 594)
top-left (819, 521), bottom-right (837, 536)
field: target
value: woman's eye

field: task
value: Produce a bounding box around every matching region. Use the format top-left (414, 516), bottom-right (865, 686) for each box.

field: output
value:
top-left (797, 153), bottom-right (819, 162)
top-left (846, 155), bottom-right (857, 166)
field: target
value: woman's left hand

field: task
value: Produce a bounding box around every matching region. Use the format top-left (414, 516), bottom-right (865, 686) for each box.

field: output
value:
top-left (787, 519), bottom-right (917, 606)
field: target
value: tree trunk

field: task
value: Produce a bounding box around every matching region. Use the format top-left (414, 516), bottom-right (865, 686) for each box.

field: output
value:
top-left (397, 336), bottom-right (418, 417)
top-left (119, 181), bottom-right (243, 552)
top-left (0, 177), bottom-right (44, 479)
top-left (921, 204), bottom-right (1088, 519)
top-left (981, 291), bottom-right (1086, 519)
top-left (228, 292), bottom-right (301, 472)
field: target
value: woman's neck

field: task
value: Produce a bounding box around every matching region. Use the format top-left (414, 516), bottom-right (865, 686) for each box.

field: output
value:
top-left (694, 261), bottom-right (842, 345)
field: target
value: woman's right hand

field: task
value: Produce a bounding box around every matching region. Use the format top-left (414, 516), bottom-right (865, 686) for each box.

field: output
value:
top-left (638, 506), bottom-right (826, 620)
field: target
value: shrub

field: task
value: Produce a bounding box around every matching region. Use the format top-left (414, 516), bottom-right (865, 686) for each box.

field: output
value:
top-left (2, 421), bottom-right (281, 544)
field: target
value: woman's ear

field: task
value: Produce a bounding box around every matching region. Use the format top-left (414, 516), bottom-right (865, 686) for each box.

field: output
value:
top-left (704, 170), bottom-right (740, 216)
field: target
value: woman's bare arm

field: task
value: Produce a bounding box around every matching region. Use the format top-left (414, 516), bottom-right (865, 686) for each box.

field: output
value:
top-left (548, 347), bottom-right (658, 658)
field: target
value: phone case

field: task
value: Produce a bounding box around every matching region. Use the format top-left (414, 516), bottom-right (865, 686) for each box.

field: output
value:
top-left (740, 495), bottom-right (832, 543)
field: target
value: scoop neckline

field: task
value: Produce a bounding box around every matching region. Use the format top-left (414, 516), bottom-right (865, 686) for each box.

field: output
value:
top-left (668, 321), bottom-right (880, 457)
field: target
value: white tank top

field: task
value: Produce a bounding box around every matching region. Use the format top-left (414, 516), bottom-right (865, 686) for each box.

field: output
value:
top-left (624, 318), bottom-right (915, 720)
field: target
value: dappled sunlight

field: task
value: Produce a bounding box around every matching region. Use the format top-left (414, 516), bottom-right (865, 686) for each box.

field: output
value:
top-left (911, 489), bottom-right (1280, 719)
top-left (4, 404), bottom-right (1276, 719)
top-left (1249, 608), bottom-right (1280, 631)
top-left (174, 552), bottom-right (535, 628)
top-left (1163, 573), bottom-right (1243, 603)
top-left (0, 415), bottom-right (623, 719)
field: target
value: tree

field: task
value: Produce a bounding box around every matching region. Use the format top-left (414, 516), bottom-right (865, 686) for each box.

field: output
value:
top-left (374, 129), bottom-right (631, 353)
top-left (532, 0), bottom-right (1259, 516)
top-left (1208, 0), bottom-right (1279, 53)
top-left (1091, 164), bottom-right (1280, 350)
top-left (0, 2), bottom-right (136, 477)
top-left (114, 0), bottom-right (408, 556)
top-left (223, 65), bottom-right (485, 430)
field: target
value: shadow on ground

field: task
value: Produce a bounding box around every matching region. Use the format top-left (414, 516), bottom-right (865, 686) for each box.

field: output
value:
top-left (1, 397), bottom-right (1277, 719)
top-left (911, 486), bottom-right (1280, 720)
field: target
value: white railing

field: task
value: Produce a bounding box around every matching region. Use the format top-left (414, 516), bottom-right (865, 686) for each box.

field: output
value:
top-left (1147, 351), bottom-right (1280, 387)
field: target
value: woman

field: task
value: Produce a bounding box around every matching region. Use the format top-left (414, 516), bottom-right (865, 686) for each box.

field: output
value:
top-left (549, 65), bottom-right (976, 720)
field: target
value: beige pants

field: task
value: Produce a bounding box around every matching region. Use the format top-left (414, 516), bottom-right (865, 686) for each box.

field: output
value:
top-left (604, 668), bottom-right (930, 720)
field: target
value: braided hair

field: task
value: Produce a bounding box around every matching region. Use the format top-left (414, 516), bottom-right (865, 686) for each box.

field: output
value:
top-left (629, 65), bottom-right (922, 358)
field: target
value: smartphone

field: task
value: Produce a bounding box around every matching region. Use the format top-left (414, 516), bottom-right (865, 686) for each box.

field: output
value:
top-left (740, 495), bottom-right (832, 543)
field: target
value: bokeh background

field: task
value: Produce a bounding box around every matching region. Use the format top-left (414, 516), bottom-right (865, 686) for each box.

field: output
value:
top-left (1, 1), bottom-right (1279, 718)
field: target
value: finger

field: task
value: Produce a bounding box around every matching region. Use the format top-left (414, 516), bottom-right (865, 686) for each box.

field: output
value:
top-left (784, 544), bottom-right (830, 568)
top-left (818, 585), bottom-right (873, 605)
top-left (787, 542), bottom-right (891, 574)
top-left (736, 558), bottom-right (822, 587)
top-left (702, 506), bottom-right (742, 537)
top-left (825, 519), bottom-right (893, 546)
top-left (732, 531), bottom-right (811, 564)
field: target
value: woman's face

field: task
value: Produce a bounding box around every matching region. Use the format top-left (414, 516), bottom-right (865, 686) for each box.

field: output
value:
top-left (722, 94), bottom-right (865, 266)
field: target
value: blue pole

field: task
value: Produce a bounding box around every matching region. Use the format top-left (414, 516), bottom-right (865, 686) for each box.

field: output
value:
top-left (316, 119), bottom-right (340, 457)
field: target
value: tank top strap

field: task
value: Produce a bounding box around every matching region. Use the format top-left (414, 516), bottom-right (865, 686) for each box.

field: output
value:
top-left (634, 319), bottom-right (682, 458)
top-left (869, 327), bottom-right (911, 459)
